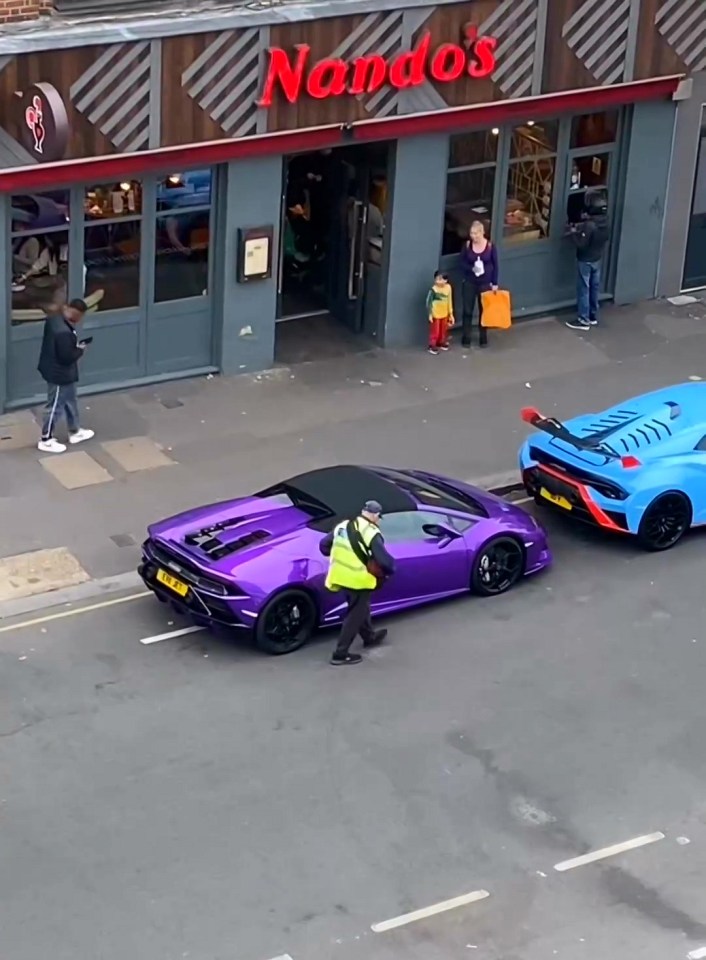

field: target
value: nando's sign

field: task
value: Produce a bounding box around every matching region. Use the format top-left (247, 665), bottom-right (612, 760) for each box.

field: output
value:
top-left (258, 24), bottom-right (497, 107)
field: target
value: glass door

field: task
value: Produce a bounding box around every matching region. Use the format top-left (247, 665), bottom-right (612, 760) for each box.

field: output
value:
top-left (146, 169), bottom-right (215, 375)
top-left (683, 111), bottom-right (706, 291)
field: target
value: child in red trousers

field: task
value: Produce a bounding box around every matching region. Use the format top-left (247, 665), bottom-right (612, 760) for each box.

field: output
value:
top-left (426, 270), bottom-right (454, 354)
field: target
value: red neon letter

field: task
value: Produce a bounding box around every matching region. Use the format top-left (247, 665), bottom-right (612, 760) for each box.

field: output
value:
top-left (388, 31), bottom-right (431, 89)
top-left (469, 36), bottom-right (497, 78)
top-left (348, 55), bottom-right (387, 95)
top-left (258, 45), bottom-right (310, 106)
top-left (430, 43), bottom-right (466, 83)
top-left (306, 57), bottom-right (349, 99)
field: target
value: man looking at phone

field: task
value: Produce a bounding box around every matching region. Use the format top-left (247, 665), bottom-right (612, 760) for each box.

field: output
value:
top-left (37, 298), bottom-right (93, 454)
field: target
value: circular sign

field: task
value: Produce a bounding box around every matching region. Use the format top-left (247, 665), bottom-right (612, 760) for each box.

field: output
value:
top-left (20, 82), bottom-right (69, 163)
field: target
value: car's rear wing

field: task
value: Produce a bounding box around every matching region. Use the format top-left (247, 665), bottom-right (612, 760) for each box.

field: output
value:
top-left (520, 407), bottom-right (641, 468)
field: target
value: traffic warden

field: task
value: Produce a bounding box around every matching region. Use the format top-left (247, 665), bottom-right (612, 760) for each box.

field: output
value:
top-left (320, 499), bottom-right (395, 665)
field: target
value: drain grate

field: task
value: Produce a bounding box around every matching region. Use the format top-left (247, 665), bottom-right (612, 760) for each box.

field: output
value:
top-left (110, 533), bottom-right (136, 548)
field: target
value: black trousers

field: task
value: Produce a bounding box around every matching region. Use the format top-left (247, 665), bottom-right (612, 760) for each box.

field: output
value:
top-left (334, 589), bottom-right (375, 656)
top-left (461, 280), bottom-right (488, 346)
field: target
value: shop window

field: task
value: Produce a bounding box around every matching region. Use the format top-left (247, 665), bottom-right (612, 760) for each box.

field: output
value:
top-left (154, 209), bottom-right (211, 303)
top-left (10, 190), bottom-right (71, 324)
top-left (566, 152), bottom-right (613, 224)
top-left (571, 111), bottom-right (619, 149)
top-left (85, 180), bottom-right (142, 218)
top-left (504, 122), bottom-right (557, 244)
top-left (509, 119), bottom-right (558, 159)
top-left (84, 180), bottom-right (143, 312)
top-left (449, 129), bottom-right (498, 168)
top-left (442, 129), bottom-right (499, 254)
top-left (156, 169), bottom-right (212, 212)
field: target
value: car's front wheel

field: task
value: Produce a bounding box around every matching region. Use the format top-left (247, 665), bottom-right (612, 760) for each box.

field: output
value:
top-left (254, 589), bottom-right (318, 655)
top-left (472, 536), bottom-right (525, 596)
top-left (636, 492), bottom-right (691, 551)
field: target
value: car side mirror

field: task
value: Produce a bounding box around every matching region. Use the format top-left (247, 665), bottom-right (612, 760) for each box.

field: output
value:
top-left (422, 523), bottom-right (457, 540)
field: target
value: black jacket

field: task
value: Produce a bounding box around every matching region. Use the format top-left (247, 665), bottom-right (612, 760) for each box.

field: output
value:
top-left (37, 313), bottom-right (83, 386)
top-left (319, 518), bottom-right (395, 575)
top-left (573, 213), bottom-right (610, 263)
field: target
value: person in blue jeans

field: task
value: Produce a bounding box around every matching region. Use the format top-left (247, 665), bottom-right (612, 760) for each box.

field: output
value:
top-left (566, 189), bottom-right (610, 331)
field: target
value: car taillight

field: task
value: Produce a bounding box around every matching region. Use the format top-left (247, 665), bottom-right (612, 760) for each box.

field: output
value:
top-left (620, 455), bottom-right (641, 468)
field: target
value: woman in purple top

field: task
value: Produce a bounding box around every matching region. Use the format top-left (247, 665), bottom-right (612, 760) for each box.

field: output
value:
top-left (459, 221), bottom-right (499, 348)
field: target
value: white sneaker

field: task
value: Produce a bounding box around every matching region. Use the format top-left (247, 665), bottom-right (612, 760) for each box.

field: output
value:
top-left (38, 438), bottom-right (66, 454)
top-left (69, 428), bottom-right (95, 445)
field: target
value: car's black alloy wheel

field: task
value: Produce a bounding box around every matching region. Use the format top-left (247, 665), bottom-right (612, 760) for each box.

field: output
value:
top-left (472, 536), bottom-right (525, 596)
top-left (637, 492), bottom-right (691, 551)
top-left (255, 589), bottom-right (318, 655)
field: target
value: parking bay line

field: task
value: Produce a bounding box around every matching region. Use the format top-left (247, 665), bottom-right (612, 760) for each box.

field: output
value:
top-left (554, 832), bottom-right (665, 872)
top-left (371, 889), bottom-right (490, 933)
top-left (0, 591), bottom-right (150, 635)
top-left (140, 625), bottom-right (205, 645)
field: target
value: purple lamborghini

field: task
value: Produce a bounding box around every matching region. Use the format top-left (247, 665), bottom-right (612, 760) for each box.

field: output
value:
top-left (138, 465), bottom-right (551, 654)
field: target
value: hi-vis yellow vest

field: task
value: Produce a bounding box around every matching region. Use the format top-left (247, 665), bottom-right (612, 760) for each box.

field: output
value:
top-left (325, 517), bottom-right (379, 592)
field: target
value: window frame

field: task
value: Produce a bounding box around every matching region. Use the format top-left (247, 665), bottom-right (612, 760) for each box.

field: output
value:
top-left (442, 129), bottom-right (500, 256)
top-left (501, 119), bottom-right (561, 249)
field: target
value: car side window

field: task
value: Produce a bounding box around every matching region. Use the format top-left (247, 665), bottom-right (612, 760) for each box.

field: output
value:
top-left (378, 511), bottom-right (441, 543)
top-left (696, 435), bottom-right (706, 451)
top-left (379, 511), bottom-right (471, 542)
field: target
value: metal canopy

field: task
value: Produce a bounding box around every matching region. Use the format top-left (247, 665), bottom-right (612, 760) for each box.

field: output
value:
top-left (0, 0), bottom-right (466, 54)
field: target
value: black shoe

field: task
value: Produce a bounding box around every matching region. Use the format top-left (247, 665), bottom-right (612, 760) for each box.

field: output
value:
top-left (364, 629), bottom-right (387, 648)
top-left (479, 341), bottom-right (488, 348)
top-left (330, 652), bottom-right (363, 665)
top-left (461, 338), bottom-right (471, 348)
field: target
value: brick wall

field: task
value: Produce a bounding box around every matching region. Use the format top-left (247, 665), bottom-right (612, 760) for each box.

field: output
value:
top-left (0, 0), bottom-right (51, 23)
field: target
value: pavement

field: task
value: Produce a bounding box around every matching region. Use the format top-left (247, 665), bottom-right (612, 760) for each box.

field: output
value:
top-left (2, 293), bottom-right (706, 616)
top-left (2, 493), bottom-right (706, 960)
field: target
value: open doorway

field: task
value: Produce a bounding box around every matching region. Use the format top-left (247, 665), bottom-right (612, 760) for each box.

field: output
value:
top-left (275, 141), bottom-right (393, 363)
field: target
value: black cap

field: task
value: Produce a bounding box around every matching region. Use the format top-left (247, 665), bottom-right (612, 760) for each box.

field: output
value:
top-left (363, 499), bottom-right (383, 515)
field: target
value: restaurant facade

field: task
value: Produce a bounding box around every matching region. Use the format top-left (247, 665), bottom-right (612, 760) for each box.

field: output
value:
top-left (0, 0), bottom-right (699, 411)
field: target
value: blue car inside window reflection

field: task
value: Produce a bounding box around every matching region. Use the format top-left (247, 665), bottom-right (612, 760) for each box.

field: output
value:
top-left (156, 170), bottom-right (212, 212)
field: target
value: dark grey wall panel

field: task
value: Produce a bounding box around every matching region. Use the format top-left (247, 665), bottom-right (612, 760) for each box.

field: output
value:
top-left (614, 100), bottom-right (676, 304)
top-left (657, 71), bottom-right (706, 296)
top-left (217, 156), bottom-right (281, 375)
top-left (383, 134), bottom-right (448, 348)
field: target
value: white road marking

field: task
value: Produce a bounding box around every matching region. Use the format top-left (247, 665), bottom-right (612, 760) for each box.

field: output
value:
top-left (371, 889), bottom-right (490, 933)
top-left (554, 832), bottom-right (665, 872)
top-left (687, 948), bottom-right (706, 959)
top-left (266, 955), bottom-right (294, 960)
top-left (0, 591), bottom-right (150, 635)
top-left (139, 625), bottom-right (204, 645)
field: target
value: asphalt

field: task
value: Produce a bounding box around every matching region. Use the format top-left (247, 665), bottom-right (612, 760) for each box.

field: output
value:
top-left (2, 496), bottom-right (706, 960)
top-left (2, 293), bottom-right (706, 613)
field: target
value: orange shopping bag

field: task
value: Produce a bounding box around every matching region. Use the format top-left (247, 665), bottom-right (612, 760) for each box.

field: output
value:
top-left (480, 289), bottom-right (512, 329)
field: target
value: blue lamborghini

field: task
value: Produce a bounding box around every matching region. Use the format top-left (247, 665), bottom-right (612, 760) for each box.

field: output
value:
top-left (519, 383), bottom-right (706, 551)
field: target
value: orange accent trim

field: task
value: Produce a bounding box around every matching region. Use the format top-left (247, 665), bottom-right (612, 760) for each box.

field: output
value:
top-left (537, 463), bottom-right (625, 533)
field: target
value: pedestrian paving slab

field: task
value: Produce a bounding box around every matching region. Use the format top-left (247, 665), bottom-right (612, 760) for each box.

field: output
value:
top-left (100, 437), bottom-right (175, 472)
top-left (39, 451), bottom-right (113, 489)
top-left (0, 410), bottom-right (37, 452)
top-left (0, 546), bottom-right (89, 602)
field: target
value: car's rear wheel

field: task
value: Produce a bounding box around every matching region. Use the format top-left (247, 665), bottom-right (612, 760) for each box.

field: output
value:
top-left (637, 492), bottom-right (691, 551)
top-left (254, 589), bottom-right (318, 655)
top-left (472, 536), bottom-right (525, 596)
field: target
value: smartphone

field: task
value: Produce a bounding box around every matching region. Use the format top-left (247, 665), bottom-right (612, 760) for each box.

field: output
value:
top-left (79, 336), bottom-right (93, 346)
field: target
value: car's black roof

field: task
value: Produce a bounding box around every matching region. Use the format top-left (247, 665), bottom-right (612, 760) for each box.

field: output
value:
top-left (272, 465), bottom-right (416, 519)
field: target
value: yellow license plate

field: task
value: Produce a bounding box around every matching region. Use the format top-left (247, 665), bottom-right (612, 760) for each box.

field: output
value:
top-left (156, 568), bottom-right (189, 597)
top-left (540, 487), bottom-right (572, 510)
